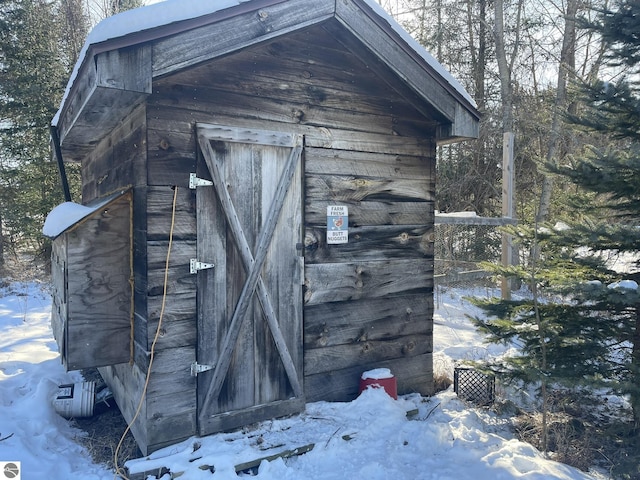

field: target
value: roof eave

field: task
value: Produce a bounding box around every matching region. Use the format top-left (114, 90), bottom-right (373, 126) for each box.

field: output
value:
top-left (54, 0), bottom-right (480, 156)
top-left (336, 0), bottom-right (479, 140)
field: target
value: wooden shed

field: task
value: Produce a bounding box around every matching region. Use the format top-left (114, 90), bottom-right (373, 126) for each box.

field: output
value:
top-left (47, 0), bottom-right (479, 455)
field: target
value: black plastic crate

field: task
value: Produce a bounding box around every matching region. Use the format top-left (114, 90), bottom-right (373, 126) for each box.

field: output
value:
top-left (453, 367), bottom-right (495, 405)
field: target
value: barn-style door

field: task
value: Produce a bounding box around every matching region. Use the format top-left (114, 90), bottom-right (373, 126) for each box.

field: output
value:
top-left (194, 123), bottom-right (304, 435)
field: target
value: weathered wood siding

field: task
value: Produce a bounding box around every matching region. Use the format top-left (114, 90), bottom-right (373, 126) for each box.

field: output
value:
top-left (82, 103), bottom-right (199, 454)
top-left (144, 23), bottom-right (434, 429)
top-left (303, 143), bottom-right (435, 401)
top-left (73, 21), bottom-right (435, 455)
top-left (81, 106), bottom-right (154, 453)
top-left (50, 238), bottom-right (67, 358)
top-left (50, 192), bottom-right (133, 371)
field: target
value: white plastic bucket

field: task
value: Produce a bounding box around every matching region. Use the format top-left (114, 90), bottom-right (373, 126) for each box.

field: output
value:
top-left (53, 382), bottom-right (96, 418)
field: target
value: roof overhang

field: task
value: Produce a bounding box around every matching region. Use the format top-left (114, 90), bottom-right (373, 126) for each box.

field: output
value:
top-left (43, 188), bottom-right (132, 239)
top-left (53, 0), bottom-right (479, 161)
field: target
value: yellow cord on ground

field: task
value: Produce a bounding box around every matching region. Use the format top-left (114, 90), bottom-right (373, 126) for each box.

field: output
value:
top-left (114, 186), bottom-right (179, 479)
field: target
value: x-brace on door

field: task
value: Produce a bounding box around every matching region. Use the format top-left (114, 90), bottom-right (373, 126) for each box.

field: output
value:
top-left (195, 123), bottom-right (304, 435)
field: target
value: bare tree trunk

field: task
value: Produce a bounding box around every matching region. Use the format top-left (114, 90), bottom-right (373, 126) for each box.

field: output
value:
top-left (475, 0), bottom-right (486, 113)
top-left (417, 0), bottom-right (428, 46)
top-left (531, 242), bottom-right (550, 453)
top-left (536, 0), bottom-right (577, 223)
top-left (467, 0), bottom-right (492, 213)
top-left (435, 0), bottom-right (443, 61)
top-left (494, 0), bottom-right (515, 134)
top-left (494, 0), bottom-right (523, 298)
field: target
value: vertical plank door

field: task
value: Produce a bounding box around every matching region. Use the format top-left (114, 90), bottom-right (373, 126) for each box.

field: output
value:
top-left (195, 124), bottom-right (304, 435)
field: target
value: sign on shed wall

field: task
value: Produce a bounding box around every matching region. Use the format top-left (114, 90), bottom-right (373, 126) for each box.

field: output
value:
top-left (327, 205), bottom-right (348, 244)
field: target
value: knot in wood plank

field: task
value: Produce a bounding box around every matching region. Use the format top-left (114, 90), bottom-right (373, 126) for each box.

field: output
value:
top-left (405, 307), bottom-right (413, 321)
top-left (402, 341), bottom-right (416, 355)
top-left (291, 109), bottom-right (305, 123)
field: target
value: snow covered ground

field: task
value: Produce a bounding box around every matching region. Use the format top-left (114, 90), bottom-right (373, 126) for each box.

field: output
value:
top-left (0, 281), bottom-right (606, 479)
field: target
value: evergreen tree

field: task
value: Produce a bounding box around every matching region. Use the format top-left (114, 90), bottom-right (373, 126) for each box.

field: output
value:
top-left (471, 0), bottom-right (640, 475)
top-left (0, 0), bottom-right (86, 267)
top-left (557, 0), bottom-right (640, 422)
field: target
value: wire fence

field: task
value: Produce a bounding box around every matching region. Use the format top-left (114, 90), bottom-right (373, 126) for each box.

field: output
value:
top-left (434, 215), bottom-right (512, 286)
top-left (433, 215), bottom-right (514, 389)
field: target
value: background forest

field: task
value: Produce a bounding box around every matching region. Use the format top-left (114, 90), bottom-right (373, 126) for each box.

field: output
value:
top-left (0, 0), bottom-right (142, 273)
top-left (0, 0), bottom-right (631, 268)
top-left (1, 0), bottom-right (639, 478)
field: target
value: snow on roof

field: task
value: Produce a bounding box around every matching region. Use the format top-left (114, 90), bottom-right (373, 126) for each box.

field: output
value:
top-left (43, 202), bottom-right (104, 238)
top-left (42, 191), bottom-right (126, 238)
top-left (52, 0), bottom-right (250, 126)
top-left (52, 0), bottom-right (475, 126)
top-left (435, 211), bottom-right (478, 217)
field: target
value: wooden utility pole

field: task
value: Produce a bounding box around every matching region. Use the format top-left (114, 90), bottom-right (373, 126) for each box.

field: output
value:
top-left (501, 132), bottom-right (515, 299)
